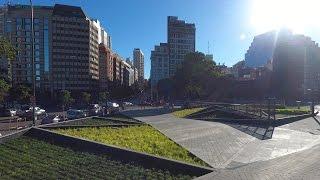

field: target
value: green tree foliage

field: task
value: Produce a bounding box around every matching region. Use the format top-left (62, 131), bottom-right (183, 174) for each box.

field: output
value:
top-left (58, 90), bottom-right (74, 109)
top-left (98, 91), bottom-right (109, 104)
top-left (9, 85), bottom-right (31, 104)
top-left (0, 37), bottom-right (16, 60)
top-left (0, 79), bottom-right (10, 104)
top-left (172, 52), bottom-right (222, 99)
top-left (81, 92), bottom-right (91, 105)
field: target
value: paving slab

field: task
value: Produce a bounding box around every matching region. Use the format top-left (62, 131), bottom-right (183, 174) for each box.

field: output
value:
top-left (123, 107), bottom-right (320, 171)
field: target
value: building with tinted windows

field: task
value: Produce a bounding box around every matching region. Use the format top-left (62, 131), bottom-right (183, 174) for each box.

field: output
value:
top-left (0, 5), bottom-right (52, 91)
top-left (150, 43), bottom-right (169, 87)
top-left (245, 31), bottom-right (276, 68)
top-left (167, 16), bottom-right (195, 76)
top-left (150, 16), bottom-right (195, 90)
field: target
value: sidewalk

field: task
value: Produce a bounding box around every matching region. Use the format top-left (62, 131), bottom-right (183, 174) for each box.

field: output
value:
top-left (123, 107), bottom-right (320, 169)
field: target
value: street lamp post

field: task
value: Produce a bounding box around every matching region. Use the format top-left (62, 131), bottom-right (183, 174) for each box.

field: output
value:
top-left (30, 0), bottom-right (36, 126)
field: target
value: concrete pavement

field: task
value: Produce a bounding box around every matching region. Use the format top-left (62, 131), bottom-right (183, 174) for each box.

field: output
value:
top-left (123, 107), bottom-right (320, 179)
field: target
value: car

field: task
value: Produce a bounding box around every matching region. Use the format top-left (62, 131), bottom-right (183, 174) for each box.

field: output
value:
top-left (66, 109), bottom-right (87, 120)
top-left (89, 104), bottom-right (102, 115)
top-left (0, 108), bottom-right (17, 117)
top-left (123, 102), bottom-right (133, 106)
top-left (19, 106), bottom-right (46, 116)
top-left (106, 102), bottom-right (120, 114)
top-left (41, 114), bottom-right (61, 124)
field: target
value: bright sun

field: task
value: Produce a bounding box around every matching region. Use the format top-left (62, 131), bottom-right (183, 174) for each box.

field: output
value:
top-left (250, 0), bottom-right (320, 34)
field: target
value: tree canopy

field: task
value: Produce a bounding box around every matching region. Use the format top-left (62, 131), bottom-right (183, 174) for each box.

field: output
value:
top-left (171, 52), bottom-right (222, 99)
top-left (0, 79), bottom-right (10, 104)
top-left (0, 37), bottom-right (16, 60)
top-left (58, 90), bottom-right (74, 109)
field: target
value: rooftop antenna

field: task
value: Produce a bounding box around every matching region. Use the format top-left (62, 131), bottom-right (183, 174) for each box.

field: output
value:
top-left (207, 41), bottom-right (210, 54)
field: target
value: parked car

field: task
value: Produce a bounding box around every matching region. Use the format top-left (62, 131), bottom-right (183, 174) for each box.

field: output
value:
top-left (41, 114), bottom-right (61, 124)
top-left (0, 108), bottom-right (17, 117)
top-left (66, 109), bottom-right (87, 120)
top-left (89, 104), bottom-right (102, 115)
top-left (106, 102), bottom-right (120, 114)
top-left (123, 102), bottom-right (133, 106)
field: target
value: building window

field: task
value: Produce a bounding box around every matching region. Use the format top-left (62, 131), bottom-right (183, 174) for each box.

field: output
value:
top-left (5, 19), bottom-right (12, 32)
top-left (44, 27), bottom-right (49, 72)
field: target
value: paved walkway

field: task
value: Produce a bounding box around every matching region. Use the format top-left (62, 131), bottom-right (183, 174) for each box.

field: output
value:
top-left (197, 143), bottom-right (320, 180)
top-left (123, 107), bottom-right (320, 172)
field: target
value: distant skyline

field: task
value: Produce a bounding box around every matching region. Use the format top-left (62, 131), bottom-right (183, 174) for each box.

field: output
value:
top-left (6, 0), bottom-right (320, 78)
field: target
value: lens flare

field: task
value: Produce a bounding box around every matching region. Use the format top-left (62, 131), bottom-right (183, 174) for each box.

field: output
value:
top-left (250, 0), bottom-right (320, 34)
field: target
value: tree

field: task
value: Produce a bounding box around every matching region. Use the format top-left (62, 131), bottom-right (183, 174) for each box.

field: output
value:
top-left (171, 52), bottom-right (221, 99)
top-left (81, 92), bottom-right (91, 106)
top-left (58, 90), bottom-right (74, 109)
top-left (0, 37), bottom-right (16, 60)
top-left (0, 79), bottom-right (10, 104)
top-left (98, 91), bottom-right (109, 104)
top-left (9, 85), bottom-right (31, 104)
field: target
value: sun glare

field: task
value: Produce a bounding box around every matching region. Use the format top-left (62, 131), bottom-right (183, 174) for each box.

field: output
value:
top-left (250, 0), bottom-right (320, 34)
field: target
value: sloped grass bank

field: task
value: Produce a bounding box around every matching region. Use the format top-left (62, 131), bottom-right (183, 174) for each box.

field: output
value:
top-left (276, 108), bottom-right (310, 115)
top-left (0, 136), bottom-right (194, 179)
top-left (172, 108), bottom-right (205, 118)
top-left (55, 125), bottom-right (207, 167)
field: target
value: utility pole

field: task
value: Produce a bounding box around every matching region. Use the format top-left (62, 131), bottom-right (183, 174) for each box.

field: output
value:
top-left (30, 0), bottom-right (36, 126)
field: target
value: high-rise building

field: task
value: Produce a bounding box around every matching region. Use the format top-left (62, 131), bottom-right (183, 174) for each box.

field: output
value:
top-left (0, 5), bottom-right (52, 90)
top-left (150, 16), bottom-right (196, 88)
top-left (150, 43), bottom-right (169, 87)
top-left (133, 48), bottom-right (144, 80)
top-left (122, 61), bottom-right (134, 87)
top-left (272, 29), bottom-right (320, 100)
top-left (245, 31), bottom-right (277, 68)
top-left (51, 4), bottom-right (99, 92)
top-left (99, 43), bottom-right (113, 91)
top-left (167, 16), bottom-right (195, 76)
top-left (0, 4), bottom-right (105, 94)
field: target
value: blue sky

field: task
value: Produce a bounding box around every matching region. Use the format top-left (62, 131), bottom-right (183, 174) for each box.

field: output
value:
top-left (9, 0), bottom-right (320, 78)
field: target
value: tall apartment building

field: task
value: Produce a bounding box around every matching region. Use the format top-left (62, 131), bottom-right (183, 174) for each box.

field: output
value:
top-left (0, 5), bottom-right (52, 90)
top-left (98, 43), bottom-right (113, 91)
top-left (0, 4), bottom-right (104, 94)
top-left (245, 31), bottom-right (277, 68)
top-left (150, 16), bottom-right (195, 88)
top-left (167, 16), bottom-right (195, 76)
top-left (150, 43), bottom-right (169, 87)
top-left (51, 4), bottom-right (99, 92)
top-left (272, 29), bottom-right (320, 100)
top-left (122, 61), bottom-right (134, 87)
top-left (133, 48), bottom-right (144, 80)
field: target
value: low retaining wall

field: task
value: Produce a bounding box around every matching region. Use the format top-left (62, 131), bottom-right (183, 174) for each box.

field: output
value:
top-left (0, 128), bottom-right (30, 144)
top-left (25, 127), bottom-right (213, 177)
top-left (196, 113), bottom-right (314, 127)
top-left (41, 124), bottom-right (140, 129)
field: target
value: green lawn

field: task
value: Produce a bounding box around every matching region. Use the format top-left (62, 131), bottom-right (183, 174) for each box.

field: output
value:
top-left (55, 125), bottom-right (207, 167)
top-left (0, 136), bottom-right (194, 179)
top-left (172, 108), bottom-right (204, 118)
top-left (59, 118), bottom-right (127, 126)
top-left (275, 108), bottom-right (310, 115)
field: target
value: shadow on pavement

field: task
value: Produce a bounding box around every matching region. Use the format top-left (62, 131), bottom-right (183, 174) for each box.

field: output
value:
top-left (122, 107), bottom-right (173, 118)
top-left (225, 123), bottom-right (275, 140)
top-left (313, 116), bottom-right (320, 126)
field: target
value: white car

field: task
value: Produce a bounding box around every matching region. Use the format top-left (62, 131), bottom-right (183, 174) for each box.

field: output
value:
top-left (123, 102), bottom-right (133, 106)
top-left (26, 107), bottom-right (46, 115)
